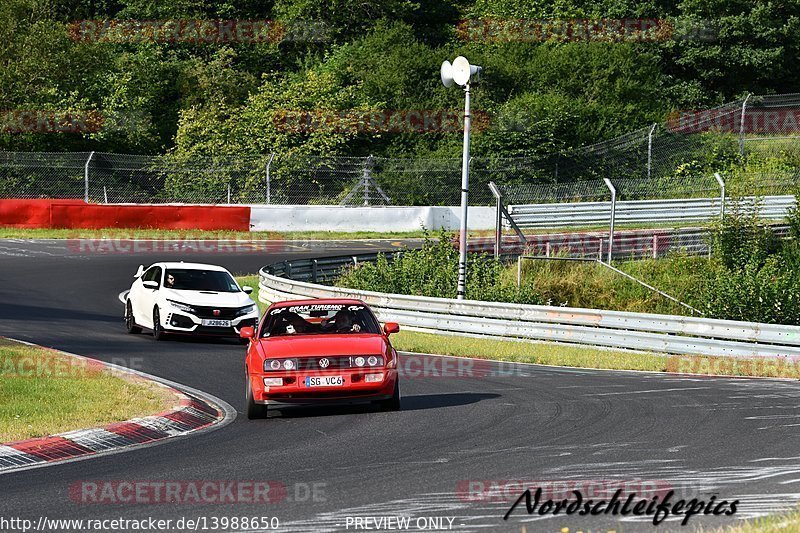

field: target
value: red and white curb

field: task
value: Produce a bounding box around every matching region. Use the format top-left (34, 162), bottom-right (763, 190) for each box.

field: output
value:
top-left (0, 338), bottom-right (236, 474)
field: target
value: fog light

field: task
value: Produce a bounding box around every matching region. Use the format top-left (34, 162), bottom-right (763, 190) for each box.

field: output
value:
top-left (364, 373), bottom-right (384, 383)
top-left (263, 377), bottom-right (283, 387)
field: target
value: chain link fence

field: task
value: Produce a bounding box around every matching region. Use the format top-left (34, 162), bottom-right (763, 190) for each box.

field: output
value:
top-left (2, 93), bottom-right (800, 206)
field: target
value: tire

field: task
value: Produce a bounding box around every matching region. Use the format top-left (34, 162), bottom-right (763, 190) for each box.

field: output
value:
top-left (152, 307), bottom-right (167, 341)
top-left (378, 380), bottom-right (401, 411)
top-left (125, 301), bottom-right (142, 334)
top-left (246, 371), bottom-right (268, 419)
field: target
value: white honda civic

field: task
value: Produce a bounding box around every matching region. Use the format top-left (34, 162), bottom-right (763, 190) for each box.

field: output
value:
top-left (124, 262), bottom-right (259, 340)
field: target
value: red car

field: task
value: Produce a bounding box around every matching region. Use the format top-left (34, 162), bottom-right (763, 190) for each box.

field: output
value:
top-left (241, 298), bottom-right (401, 419)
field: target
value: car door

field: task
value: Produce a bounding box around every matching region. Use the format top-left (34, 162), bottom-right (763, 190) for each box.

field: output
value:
top-left (134, 266), bottom-right (162, 326)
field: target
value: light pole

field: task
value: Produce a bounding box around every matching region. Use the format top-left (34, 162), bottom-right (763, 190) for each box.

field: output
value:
top-left (441, 56), bottom-right (482, 299)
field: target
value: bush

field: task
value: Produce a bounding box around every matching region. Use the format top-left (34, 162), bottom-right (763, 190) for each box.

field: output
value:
top-left (337, 231), bottom-right (542, 304)
top-left (702, 204), bottom-right (800, 324)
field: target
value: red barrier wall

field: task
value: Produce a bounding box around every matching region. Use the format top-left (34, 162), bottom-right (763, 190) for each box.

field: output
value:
top-left (0, 200), bottom-right (251, 231)
top-left (0, 199), bottom-right (85, 228)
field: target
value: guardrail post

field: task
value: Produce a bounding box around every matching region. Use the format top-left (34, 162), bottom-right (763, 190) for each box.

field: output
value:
top-left (739, 93), bottom-right (750, 156)
top-left (488, 181), bottom-right (526, 255)
top-left (265, 152), bottom-right (275, 205)
top-left (714, 172), bottom-right (725, 220)
top-left (647, 123), bottom-right (657, 179)
top-left (602, 178), bottom-right (616, 263)
top-left (286, 261), bottom-right (293, 278)
top-left (517, 256), bottom-right (522, 287)
top-left (488, 181), bottom-right (503, 258)
top-left (312, 259), bottom-right (318, 283)
top-left (84, 151), bottom-right (95, 203)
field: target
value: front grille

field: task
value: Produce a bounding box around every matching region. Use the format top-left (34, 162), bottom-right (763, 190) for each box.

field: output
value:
top-left (297, 356), bottom-right (383, 371)
top-left (192, 305), bottom-right (245, 319)
top-left (298, 356), bottom-right (352, 371)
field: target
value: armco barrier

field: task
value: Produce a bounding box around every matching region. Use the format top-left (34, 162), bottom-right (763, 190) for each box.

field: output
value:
top-left (258, 253), bottom-right (800, 358)
top-left (508, 195), bottom-right (796, 229)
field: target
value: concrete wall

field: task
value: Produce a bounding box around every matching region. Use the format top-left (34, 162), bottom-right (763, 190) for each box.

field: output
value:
top-left (248, 205), bottom-right (495, 232)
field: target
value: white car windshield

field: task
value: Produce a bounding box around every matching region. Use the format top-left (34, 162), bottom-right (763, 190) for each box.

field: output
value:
top-left (164, 268), bottom-right (240, 292)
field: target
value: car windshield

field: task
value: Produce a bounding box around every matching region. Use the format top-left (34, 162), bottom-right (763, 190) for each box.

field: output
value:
top-left (164, 268), bottom-right (240, 292)
top-left (262, 303), bottom-right (381, 337)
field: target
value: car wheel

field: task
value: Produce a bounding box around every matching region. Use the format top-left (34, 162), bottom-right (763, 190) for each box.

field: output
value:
top-left (125, 301), bottom-right (142, 334)
top-left (378, 380), bottom-right (401, 411)
top-left (246, 371), bottom-right (268, 419)
top-left (152, 307), bottom-right (167, 341)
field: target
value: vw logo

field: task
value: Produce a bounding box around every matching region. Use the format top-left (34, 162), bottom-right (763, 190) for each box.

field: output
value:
top-left (318, 358), bottom-right (330, 368)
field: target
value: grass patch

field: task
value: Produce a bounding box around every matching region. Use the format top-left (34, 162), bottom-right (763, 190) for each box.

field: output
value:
top-left (0, 338), bottom-right (175, 442)
top-left (513, 253), bottom-right (715, 315)
top-left (700, 509), bottom-right (800, 532)
top-left (0, 227), bottom-right (479, 241)
top-left (392, 330), bottom-right (668, 371)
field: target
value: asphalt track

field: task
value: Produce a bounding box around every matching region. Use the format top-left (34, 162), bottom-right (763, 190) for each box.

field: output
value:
top-left (2, 238), bottom-right (800, 532)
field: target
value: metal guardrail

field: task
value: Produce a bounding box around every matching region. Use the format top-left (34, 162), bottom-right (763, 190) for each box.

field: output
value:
top-left (258, 253), bottom-right (800, 359)
top-left (508, 195), bottom-right (796, 229)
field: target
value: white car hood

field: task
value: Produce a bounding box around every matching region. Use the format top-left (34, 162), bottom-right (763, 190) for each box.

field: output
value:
top-left (160, 288), bottom-right (254, 307)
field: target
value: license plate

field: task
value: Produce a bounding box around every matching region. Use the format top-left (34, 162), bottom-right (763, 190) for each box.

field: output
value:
top-left (305, 376), bottom-right (344, 387)
top-left (201, 319), bottom-right (231, 327)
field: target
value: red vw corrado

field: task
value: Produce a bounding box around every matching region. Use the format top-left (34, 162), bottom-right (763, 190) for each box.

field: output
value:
top-left (240, 298), bottom-right (401, 419)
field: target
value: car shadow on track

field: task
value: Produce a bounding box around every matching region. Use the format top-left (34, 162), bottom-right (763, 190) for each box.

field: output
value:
top-left (264, 393), bottom-right (501, 419)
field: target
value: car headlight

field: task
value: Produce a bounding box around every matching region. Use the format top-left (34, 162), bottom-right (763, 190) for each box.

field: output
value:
top-left (264, 358), bottom-right (298, 372)
top-left (167, 299), bottom-right (195, 314)
top-left (238, 304), bottom-right (257, 317)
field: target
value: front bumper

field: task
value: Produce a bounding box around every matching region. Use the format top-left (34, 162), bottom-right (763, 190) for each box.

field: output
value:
top-left (249, 369), bottom-right (398, 405)
top-left (161, 309), bottom-right (258, 337)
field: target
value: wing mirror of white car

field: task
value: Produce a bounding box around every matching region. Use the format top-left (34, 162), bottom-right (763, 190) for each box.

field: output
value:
top-left (142, 280), bottom-right (158, 290)
top-left (135, 265), bottom-right (144, 278)
top-left (242, 286), bottom-right (253, 294)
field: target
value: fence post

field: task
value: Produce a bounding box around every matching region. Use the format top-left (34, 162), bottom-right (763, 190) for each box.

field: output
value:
top-left (739, 93), bottom-right (751, 156)
top-left (84, 151), bottom-right (95, 203)
top-left (647, 123), bottom-right (657, 179)
top-left (602, 178), bottom-right (616, 263)
top-left (227, 182), bottom-right (231, 204)
top-left (363, 155), bottom-right (375, 206)
top-left (265, 152), bottom-right (275, 205)
top-left (488, 181), bottom-right (503, 258)
top-left (517, 256), bottom-right (522, 287)
top-left (714, 172), bottom-right (726, 220)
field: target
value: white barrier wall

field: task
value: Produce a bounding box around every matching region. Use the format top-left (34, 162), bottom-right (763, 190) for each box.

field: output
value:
top-left (248, 205), bottom-right (495, 232)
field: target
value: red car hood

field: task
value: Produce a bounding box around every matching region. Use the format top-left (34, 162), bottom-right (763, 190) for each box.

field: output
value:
top-left (259, 334), bottom-right (387, 358)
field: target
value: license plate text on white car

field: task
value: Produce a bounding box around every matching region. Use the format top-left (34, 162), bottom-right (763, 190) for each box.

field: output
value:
top-left (201, 319), bottom-right (231, 327)
top-left (305, 376), bottom-right (344, 387)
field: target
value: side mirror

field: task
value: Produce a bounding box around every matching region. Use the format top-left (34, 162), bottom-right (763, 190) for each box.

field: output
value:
top-left (134, 265), bottom-right (144, 278)
top-left (239, 326), bottom-right (255, 339)
top-left (142, 280), bottom-right (158, 290)
top-left (384, 322), bottom-right (400, 335)
top-left (242, 286), bottom-right (253, 294)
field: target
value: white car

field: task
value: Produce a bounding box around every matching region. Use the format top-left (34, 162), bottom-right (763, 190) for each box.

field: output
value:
top-left (124, 262), bottom-right (259, 340)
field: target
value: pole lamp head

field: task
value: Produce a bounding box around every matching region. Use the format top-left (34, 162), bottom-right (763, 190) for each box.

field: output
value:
top-left (441, 56), bottom-right (481, 88)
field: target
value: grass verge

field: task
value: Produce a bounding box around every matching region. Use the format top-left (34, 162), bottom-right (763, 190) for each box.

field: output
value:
top-left (0, 338), bottom-right (175, 442)
top-left (700, 509), bottom-right (800, 532)
top-left (0, 227), bottom-right (453, 241)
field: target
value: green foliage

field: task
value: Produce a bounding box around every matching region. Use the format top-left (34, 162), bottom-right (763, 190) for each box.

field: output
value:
top-left (702, 206), bottom-right (800, 324)
top-left (337, 231), bottom-right (542, 304)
